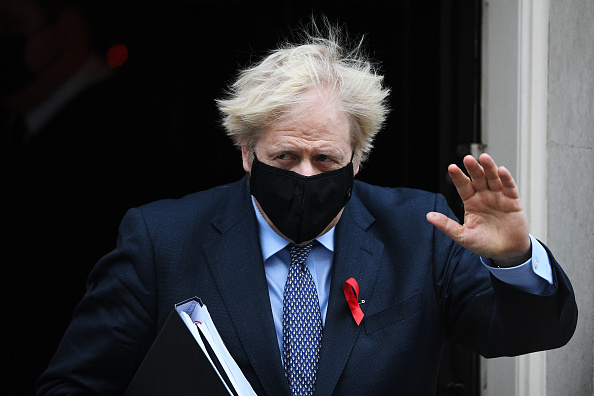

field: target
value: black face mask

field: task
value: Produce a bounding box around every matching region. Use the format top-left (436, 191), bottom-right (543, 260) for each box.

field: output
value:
top-left (0, 34), bottom-right (36, 96)
top-left (249, 155), bottom-right (354, 244)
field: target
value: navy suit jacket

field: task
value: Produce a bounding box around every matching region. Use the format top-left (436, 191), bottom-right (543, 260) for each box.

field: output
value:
top-left (37, 177), bottom-right (577, 395)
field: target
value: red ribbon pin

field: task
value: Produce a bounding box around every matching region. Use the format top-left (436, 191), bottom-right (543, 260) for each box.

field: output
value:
top-left (343, 277), bottom-right (364, 325)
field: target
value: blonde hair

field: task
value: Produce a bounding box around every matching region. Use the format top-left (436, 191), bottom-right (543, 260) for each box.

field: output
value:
top-left (216, 20), bottom-right (391, 163)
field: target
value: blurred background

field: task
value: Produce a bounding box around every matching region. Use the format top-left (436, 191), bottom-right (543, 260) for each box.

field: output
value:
top-left (0, 1), bottom-right (481, 394)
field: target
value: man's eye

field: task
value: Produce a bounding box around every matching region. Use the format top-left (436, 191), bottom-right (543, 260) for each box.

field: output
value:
top-left (317, 154), bottom-right (330, 162)
top-left (277, 154), bottom-right (292, 160)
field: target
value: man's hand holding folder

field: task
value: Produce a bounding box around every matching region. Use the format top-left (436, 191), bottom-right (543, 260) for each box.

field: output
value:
top-left (125, 297), bottom-right (257, 396)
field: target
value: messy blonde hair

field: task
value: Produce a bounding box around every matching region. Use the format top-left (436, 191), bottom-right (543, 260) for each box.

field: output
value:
top-left (216, 18), bottom-right (390, 164)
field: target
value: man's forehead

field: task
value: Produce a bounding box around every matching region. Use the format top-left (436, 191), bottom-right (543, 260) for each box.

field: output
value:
top-left (264, 138), bottom-right (347, 154)
top-left (259, 120), bottom-right (350, 150)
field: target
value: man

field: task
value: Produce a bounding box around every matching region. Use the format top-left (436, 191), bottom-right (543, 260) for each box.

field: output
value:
top-left (36, 24), bottom-right (577, 395)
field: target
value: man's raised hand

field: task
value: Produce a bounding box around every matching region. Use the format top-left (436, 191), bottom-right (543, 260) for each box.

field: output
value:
top-left (426, 153), bottom-right (531, 267)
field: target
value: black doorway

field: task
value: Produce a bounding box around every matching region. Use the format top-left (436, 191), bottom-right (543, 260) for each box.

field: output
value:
top-left (7, 1), bottom-right (483, 394)
top-left (115, 1), bottom-right (483, 395)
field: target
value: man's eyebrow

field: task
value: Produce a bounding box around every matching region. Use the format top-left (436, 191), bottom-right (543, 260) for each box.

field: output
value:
top-left (266, 142), bottom-right (346, 156)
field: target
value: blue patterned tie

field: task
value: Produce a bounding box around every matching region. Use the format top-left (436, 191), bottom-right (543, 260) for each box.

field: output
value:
top-left (282, 242), bottom-right (322, 396)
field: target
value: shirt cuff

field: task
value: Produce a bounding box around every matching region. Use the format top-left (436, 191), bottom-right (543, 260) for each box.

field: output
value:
top-left (481, 234), bottom-right (555, 295)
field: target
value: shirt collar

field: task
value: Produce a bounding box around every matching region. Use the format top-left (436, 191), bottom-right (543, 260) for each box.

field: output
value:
top-left (251, 196), bottom-right (335, 261)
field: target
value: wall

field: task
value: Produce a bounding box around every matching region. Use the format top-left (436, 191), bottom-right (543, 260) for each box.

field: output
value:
top-left (546, 0), bottom-right (594, 394)
top-left (481, 0), bottom-right (594, 394)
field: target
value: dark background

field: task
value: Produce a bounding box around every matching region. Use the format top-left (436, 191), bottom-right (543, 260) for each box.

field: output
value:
top-left (107, 0), bottom-right (481, 201)
top-left (2, 1), bottom-right (482, 394)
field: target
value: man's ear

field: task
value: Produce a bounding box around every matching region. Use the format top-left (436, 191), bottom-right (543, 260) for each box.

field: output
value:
top-left (241, 145), bottom-right (251, 173)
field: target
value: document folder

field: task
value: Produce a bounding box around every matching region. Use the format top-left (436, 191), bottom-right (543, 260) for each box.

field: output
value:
top-left (124, 297), bottom-right (256, 396)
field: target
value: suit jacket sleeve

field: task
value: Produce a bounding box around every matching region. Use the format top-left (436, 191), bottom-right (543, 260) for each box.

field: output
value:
top-left (431, 193), bottom-right (577, 358)
top-left (36, 207), bottom-right (160, 395)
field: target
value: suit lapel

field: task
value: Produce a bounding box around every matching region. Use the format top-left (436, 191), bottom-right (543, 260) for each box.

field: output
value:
top-left (202, 178), bottom-right (290, 395)
top-left (315, 191), bottom-right (384, 396)
top-left (201, 179), bottom-right (383, 396)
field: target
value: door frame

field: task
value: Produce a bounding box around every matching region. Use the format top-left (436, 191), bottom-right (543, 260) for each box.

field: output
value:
top-left (480, 0), bottom-right (549, 394)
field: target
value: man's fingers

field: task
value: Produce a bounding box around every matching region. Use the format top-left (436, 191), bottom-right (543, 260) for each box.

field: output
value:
top-left (426, 212), bottom-right (463, 245)
top-left (497, 166), bottom-right (521, 199)
top-left (463, 155), bottom-right (488, 191)
top-left (479, 154), bottom-right (504, 192)
top-left (480, 152), bottom-right (520, 198)
top-left (448, 164), bottom-right (476, 202)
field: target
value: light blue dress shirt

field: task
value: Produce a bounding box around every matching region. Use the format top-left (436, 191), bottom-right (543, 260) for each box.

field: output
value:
top-left (251, 198), bottom-right (554, 356)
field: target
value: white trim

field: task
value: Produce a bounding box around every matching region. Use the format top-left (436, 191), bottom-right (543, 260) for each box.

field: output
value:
top-left (517, 1), bottom-right (549, 393)
top-left (518, 0), bottom-right (549, 244)
top-left (480, 0), bottom-right (549, 395)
